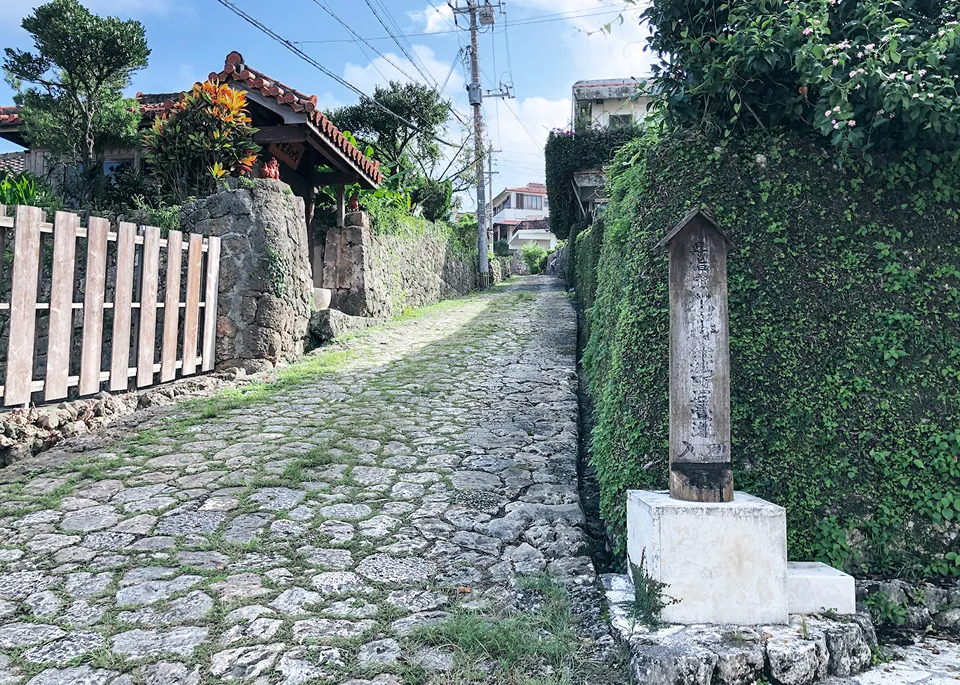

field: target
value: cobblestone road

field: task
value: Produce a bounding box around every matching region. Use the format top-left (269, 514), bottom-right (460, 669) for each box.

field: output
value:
top-left (0, 276), bottom-right (620, 685)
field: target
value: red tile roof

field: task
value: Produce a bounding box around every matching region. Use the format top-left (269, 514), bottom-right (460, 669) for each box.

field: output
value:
top-left (0, 152), bottom-right (26, 174)
top-left (0, 106), bottom-right (22, 127)
top-left (211, 51), bottom-right (382, 186)
top-left (503, 182), bottom-right (547, 195)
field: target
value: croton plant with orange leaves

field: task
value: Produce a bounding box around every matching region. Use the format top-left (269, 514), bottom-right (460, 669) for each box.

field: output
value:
top-left (143, 80), bottom-right (261, 202)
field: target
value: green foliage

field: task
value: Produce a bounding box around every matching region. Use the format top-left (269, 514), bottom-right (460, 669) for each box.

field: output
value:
top-left (576, 130), bottom-right (960, 579)
top-left (329, 81), bottom-right (449, 171)
top-left (544, 124), bottom-right (643, 239)
top-left (494, 239), bottom-right (511, 257)
top-left (629, 556), bottom-right (679, 629)
top-left (143, 81), bottom-right (260, 203)
top-left (3, 0), bottom-right (149, 202)
top-left (865, 593), bottom-right (909, 626)
top-left (328, 81), bottom-right (471, 221)
top-left (572, 219), bottom-right (605, 334)
top-left (409, 176), bottom-right (454, 222)
top-left (0, 169), bottom-right (57, 209)
top-left (642, 0), bottom-right (960, 161)
top-left (521, 243), bottom-right (548, 274)
top-left (412, 575), bottom-right (582, 681)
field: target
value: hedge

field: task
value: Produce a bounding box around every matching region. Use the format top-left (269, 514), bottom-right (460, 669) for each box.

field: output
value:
top-left (577, 130), bottom-right (960, 579)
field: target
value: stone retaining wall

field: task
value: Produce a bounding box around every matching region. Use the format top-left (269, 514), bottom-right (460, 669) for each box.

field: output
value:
top-left (321, 212), bottom-right (478, 320)
top-left (858, 578), bottom-right (960, 633)
top-left (181, 180), bottom-right (313, 373)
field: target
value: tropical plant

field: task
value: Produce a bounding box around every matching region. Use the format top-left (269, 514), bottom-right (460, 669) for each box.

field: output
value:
top-left (0, 169), bottom-right (58, 209)
top-left (3, 0), bottom-right (150, 203)
top-left (143, 80), bottom-right (260, 203)
top-left (494, 239), bottom-right (511, 256)
top-left (328, 81), bottom-right (475, 220)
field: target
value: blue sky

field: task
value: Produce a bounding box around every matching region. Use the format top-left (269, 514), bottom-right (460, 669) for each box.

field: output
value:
top-left (0, 0), bottom-right (654, 208)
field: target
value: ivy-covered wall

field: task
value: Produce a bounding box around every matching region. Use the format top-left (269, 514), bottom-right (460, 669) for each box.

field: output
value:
top-left (544, 126), bottom-right (642, 240)
top-left (577, 130), bottom-right (960, 579)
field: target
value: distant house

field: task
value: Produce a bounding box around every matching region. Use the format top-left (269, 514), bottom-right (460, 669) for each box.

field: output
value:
top-left (0, 52), bottom-right (383, 287)
top-left (0, 52), bottom-right (381, 208)
top-left (488, 182), bottom-right (557, 253)
top-left (571, 78), bottom-right (651, 132)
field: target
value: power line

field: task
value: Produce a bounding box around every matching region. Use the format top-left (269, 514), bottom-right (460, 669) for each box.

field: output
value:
top-left (212, 0), bottom-right (460, 148)
top-left (307, 0), bottom-right (421, 85)
top-left (292, 7), bottom-right (627, 44)
top-left (362, 0), bottom-right (439, 88)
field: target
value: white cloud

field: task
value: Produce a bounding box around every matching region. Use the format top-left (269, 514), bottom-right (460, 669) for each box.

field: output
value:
top-left (407, 4), bottom-right (455, 34)
top-left (343, 44), bottom-right (464, 96)
top-left (511, 0), bottom-right (656, 81)
top-left (454, 95), bottom-right (569, 210)
top-left (0, 0), bottom-right (174, 22)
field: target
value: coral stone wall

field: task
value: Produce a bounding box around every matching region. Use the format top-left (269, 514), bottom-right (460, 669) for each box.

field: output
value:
top-left (181, 180), bottom-right (312, 373)
top-left (322, 212), bottom-right (477, 320)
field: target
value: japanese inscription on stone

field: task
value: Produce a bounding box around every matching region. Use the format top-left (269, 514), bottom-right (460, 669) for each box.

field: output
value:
top-left (657, 210), bottom-right (734, 503)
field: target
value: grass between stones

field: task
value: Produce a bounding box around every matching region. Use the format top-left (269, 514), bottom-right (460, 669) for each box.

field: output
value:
top-left (406, 576), bottom-right (586, 684)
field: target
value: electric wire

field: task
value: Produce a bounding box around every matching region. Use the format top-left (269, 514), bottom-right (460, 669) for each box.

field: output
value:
top-left (292, 7), bottom-right (627, 44)
top-left (212, 0), bottom-right (461, 148)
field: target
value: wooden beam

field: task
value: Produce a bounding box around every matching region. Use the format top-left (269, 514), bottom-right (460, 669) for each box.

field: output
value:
top-left (254, 126), bottom-right (308, 144)
top-left (336, 185), bottom-right (345, 228)
top-left (317, 171), bottom-right (360, 186)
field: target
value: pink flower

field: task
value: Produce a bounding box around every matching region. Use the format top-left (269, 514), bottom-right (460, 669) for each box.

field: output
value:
top-left (849, 70), bottom-right (857, 77)
top-left (804, 27), bottom-right (814, 35)
top-left (833, 58), bottom-right (840, 66)
top-left (865, 43), bottom-right (875, 50)
top-left (848, 120), bottom-right (856, 127)
top-left (905, 74), bottom-right (912, 81)
top-left (824, 110), bottom-right (832, 117)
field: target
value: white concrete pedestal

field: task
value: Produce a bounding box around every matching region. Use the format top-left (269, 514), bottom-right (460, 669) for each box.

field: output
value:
top-left (627, 490), bottom-right (789, 625)
top-left (786, 561), bottom-right (856, 615)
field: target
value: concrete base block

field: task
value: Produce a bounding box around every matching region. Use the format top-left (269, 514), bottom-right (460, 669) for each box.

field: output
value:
top-left (787, 561), bottom-right (856, 615)
top-left (627, 490), bottom-right (788, 625)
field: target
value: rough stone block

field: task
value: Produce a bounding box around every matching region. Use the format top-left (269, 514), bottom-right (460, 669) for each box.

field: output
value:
top-left (627, 490), bottom-right (788, 625)
top-left (787, 562), bottom-right (856, 616)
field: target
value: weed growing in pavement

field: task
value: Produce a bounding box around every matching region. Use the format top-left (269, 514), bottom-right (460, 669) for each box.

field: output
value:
top-left (408, 575), bottom-right (582, 683)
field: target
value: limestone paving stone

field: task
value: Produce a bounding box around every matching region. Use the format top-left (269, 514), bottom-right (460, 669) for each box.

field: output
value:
top-left (0, 277), bottom-right (618, 685)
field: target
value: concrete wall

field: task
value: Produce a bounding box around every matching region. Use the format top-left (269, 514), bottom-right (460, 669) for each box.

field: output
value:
top-left (181, 179), bottom-right (313, 373)
top-left (321, 212), bottom-right (479, 320)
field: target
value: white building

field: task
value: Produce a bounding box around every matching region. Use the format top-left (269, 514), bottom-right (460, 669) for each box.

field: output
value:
top-left (488, 182), bottom-right (557, 253)
top-left (572, 78), bottom-right (651, 131)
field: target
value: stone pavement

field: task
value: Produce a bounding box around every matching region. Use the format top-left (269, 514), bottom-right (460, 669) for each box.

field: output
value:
top-left (0, 276), bottom-right (621, 685)
top-left (827, 637), bottom-right (960, 684)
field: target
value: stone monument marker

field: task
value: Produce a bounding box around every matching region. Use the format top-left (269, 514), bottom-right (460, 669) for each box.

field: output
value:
top-left (626, 208), bottom-right (855, 625)
top-left (655, 208), bottom-right (734, 502)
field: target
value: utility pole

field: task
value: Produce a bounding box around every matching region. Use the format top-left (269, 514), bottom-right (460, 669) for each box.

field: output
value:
top-left (487, 143), bottom-right (495, 250)
top-left (453, 0), bottom-right (512, 289)
top-left (468, 1), bottom-right (489, 288)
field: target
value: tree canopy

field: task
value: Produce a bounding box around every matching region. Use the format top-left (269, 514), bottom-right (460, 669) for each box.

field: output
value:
top-left (641, 0), bottom-right (960, 162)
top-left (327, 81), bottom-right (474, 222)
top-left (329, 81), bottom-right (450, 171)
top-left (3, 0), bottom-right (150, 199)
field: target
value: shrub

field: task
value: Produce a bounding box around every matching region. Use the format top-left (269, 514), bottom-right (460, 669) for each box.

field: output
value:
top-left (521, 243), bottom-right (548, 274)
top-left (493, 239), bottom-right (511, 256)
top-left (642, 0), bottom-right (960, 162)
top-left (143, 80), bottom-right (259, 203)
top-left (577, 129), bottom-right (960, 579)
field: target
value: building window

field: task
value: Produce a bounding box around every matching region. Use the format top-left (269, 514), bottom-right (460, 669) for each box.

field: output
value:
top-left (608, 114), bottom-right (633, 129)
top-left (517, 194), bottom-right (542, 211)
